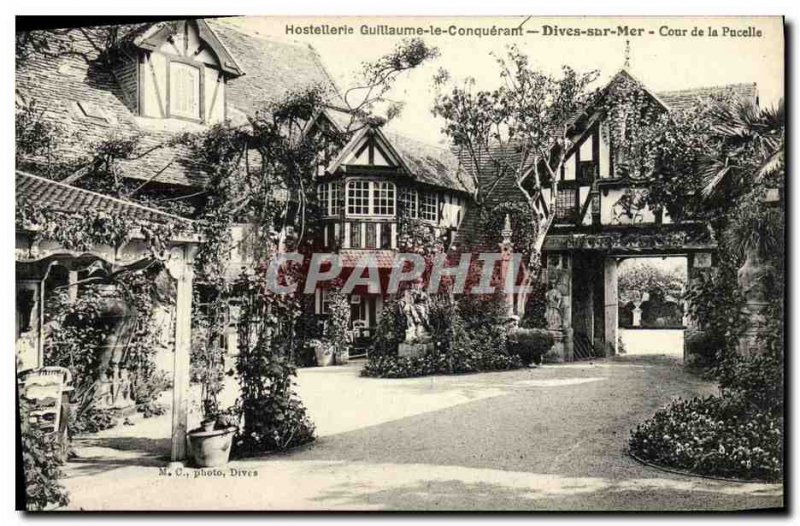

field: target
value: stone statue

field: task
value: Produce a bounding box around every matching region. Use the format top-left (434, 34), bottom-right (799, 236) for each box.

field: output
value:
top-left (545, 287), bottom-right (563, 330)
top-left (399, 288), bottom-right (431, 342)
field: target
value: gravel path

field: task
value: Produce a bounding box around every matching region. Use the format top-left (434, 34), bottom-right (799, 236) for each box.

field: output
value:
top-left (61, 354), bottom-right (783, 511)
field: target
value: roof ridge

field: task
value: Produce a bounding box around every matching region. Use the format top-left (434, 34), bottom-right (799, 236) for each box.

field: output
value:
top-left (383, 129), bottom-right (450, 153)
top-left (16, 170), bottom-right (194, 224)
top-left (657, 82), bottom-right (757, 95)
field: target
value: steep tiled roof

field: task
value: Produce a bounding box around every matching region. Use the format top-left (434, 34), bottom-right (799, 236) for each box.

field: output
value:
top-left (16, 17), bottom-right (338, 188)
top-left (657, 83), bottom-right (758, 112)
top-left (317, 108), bottom-right (474, 194)
top-left (207, 19), bottom-right (341, 116)
top-left (16, 170), bottom-right (193, 226)
top-left (384, 131), bottom-right (474, 194)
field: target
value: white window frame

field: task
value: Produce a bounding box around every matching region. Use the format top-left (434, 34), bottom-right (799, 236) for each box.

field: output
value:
top-left (317, 181), bottom-right (343, 217)
top-left (315, 288), bottom-right (332, 315)
top-left (372, 181), bottom-right (396, 216)
top-left (317, 183), bottom-right (329, 215)
top-left (330, 181), bottom-right (342, 216)
top-left (420, 192), bottom-right (439, 222)
top-left (346, 180), bottom-right (396, 218)
top-left (346, 180), bottom-right (370, 216)
top-left (400, 187), bottom-right (418, 219)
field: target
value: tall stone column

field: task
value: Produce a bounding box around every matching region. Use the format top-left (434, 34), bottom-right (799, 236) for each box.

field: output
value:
top-left (603, 257), bottom-right (618, 356)
top-left (684, 252), bottom-right (713, 364)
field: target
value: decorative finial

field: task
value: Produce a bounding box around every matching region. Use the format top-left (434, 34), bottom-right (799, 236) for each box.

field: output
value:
top-left (623, 40), bottom-right (631, 70)
top-left (500, 214), bottom-right (513, 248)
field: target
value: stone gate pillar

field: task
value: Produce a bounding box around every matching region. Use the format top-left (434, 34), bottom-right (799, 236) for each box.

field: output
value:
top-left (684, 252), bottom-right (714, 364)
top-left (603, 257), bottom-right (619, 356)
top-left (545, 253), bottom-right (573, 361)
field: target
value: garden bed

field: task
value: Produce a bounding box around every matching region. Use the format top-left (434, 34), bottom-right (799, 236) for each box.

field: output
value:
top-left (628, 395), bottom-right (783, 482)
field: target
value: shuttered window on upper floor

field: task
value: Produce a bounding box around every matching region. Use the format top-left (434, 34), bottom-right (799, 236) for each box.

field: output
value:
top-left (169, 62), bottom-right (201, 120)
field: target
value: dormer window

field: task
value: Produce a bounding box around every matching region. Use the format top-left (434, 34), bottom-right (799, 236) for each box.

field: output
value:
top-left (131, 19), bottom-right (243, 124)
top-left (169, 62), bottom-right (201, 121)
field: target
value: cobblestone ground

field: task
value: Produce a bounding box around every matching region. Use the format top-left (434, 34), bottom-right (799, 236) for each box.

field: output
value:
top-left (61, 354), bottom-right (783, 511)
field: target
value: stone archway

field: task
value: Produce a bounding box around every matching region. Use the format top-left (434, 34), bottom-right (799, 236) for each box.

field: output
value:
top-left (616, 255), bottom-right (688, 361)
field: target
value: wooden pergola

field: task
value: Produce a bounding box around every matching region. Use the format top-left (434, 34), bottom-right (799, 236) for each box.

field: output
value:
top-left (15, 171), bottom-right (201, 465)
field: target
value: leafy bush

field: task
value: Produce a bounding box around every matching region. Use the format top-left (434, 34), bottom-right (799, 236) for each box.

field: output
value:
top-left (138, 401), bottom-right (166, 419)
top-left (20, 404), bottom-right (70, 510)
top-left (235, 280), bottom-right (316, 455)
top-left (133, 369), bottom-right (171, 413)
top-left (369, 297), bottom-right (405, 358)
top-left (68, 406), bottom-right (119, 435)
top-left (629, 396), bottom-right (782, 481)
top-left (519, 279), bottom-right (548, 329)
top-left (325, 289), bottom-right (351, 362)
top-left (361, 349), bottom-right (522, 379)
top-left (508, 328), bottom-right (554, 365)
top-left (362, 294), bottom-right (522, 378)
top-left (717, 353), bottom-right (783, 415)
top-left (684, 331), bottom-right (725, 370)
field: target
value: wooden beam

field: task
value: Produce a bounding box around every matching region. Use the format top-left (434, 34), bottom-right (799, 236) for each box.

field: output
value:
top-left (166, 244), bottom-right (196, 466)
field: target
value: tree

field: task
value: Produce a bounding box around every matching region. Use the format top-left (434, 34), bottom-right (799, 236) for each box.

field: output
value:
top-left (432, 47), bottom-right (599, 313)
top-left (645, 95), bottom-right (785, 342)
top-left (618, 259), bottom-right (685, 305)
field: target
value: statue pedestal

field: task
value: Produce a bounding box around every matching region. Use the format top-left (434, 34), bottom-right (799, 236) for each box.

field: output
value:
top-left (546, 328), bottom-right (573, 363)
top-left (398, 342), bottom-right (434, 359)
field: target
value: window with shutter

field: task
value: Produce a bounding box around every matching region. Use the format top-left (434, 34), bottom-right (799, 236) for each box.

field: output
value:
top-left (169, 62), bottom-right (201, 120)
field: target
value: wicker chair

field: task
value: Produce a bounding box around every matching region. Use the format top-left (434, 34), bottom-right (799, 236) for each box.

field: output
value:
top-left (18, 367), bottom-right (73, 448)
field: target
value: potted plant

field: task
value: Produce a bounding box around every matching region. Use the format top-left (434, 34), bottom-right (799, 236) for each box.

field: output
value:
top-left (308, 338), bottom-right (334, 367)
top-left (187, 327), bottom-right (237, 467)
top-left (187, 407), bottom-right (239, 468)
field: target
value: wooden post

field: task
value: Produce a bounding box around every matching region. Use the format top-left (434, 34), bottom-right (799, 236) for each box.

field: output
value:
top-left (166, 244), bottom-right (195, 466)
top-left (604, 257), bottom-right (618, 356)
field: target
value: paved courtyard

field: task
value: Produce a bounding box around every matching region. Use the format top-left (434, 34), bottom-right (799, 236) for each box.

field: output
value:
top-left (61, 353), bottom-right (783, 511)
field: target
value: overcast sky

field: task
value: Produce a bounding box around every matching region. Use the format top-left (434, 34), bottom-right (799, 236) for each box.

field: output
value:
top-left (230, 16), bottom-right (784, 146)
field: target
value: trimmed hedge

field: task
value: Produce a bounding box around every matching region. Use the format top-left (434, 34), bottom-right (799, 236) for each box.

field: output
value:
top-left (507, 328), bottom-right (554, 365)
top-left (361, 294), bottom-right (523, 378)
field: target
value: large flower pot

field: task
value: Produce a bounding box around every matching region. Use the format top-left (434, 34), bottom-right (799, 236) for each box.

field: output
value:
top-left (187, 427), bottom-right (236, 467)
top-left (314, 346), bottom-right (334, 367)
